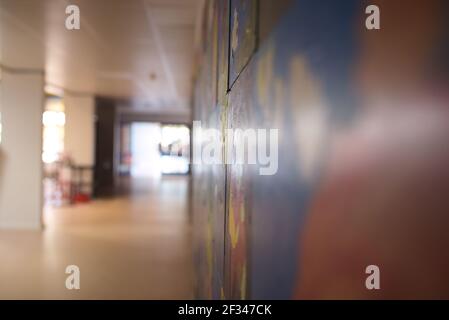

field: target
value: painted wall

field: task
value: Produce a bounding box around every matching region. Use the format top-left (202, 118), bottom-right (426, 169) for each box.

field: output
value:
top-left (192, 0), bottom-right (449, 299)
top-left (0, 71), bottom-right (44, 229)
top-left (64, 95), bottom-right (95, 166)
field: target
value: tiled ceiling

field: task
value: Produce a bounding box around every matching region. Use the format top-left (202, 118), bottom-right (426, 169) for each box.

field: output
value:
top-left (0, 0), bottom-right (202, 112)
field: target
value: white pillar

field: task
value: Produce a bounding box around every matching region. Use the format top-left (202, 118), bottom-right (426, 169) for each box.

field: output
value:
top-left (0, 70), bottom-right (44, 229)
top-left (63, 95), bottom-right (95, 166)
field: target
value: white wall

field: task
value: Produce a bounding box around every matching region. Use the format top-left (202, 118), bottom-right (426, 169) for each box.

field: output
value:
top-left (0, 71), bottom-right (44, 230)
top-left (64, 95), bottom-right (95, 166)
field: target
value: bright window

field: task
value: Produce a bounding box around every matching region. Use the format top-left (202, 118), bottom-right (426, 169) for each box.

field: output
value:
top-left (42, 97), bottom-right (65, 164)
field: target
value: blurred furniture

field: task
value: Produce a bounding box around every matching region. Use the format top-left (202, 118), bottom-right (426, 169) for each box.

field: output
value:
top-left (70, 165), bottom-right (94, 203)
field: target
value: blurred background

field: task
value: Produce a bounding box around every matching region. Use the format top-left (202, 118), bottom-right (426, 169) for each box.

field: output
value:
top-left (0, 0), bottom-right (197, 299)
top-left (0, 0), bottom-right (448, 299)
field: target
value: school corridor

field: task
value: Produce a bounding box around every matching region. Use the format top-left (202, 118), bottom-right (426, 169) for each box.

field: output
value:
top-left (1, 0), bottom-right (449, 300)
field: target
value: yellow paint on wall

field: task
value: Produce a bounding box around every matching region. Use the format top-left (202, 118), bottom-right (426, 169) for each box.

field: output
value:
top-left (240, 263), bottom-right (247, 300)
top-left (229, 193), bottom-right (240, 249)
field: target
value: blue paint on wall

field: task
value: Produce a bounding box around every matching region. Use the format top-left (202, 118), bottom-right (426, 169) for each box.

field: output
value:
top-left (249, 0), bottom-right (361, 299)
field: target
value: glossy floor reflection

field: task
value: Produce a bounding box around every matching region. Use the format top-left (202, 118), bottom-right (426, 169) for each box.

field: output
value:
top-left (0, 176), bottom-right (193, 299)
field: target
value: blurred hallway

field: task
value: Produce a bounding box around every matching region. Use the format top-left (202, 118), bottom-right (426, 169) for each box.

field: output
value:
top-left (0, 176), bottom-right (193, 299)
top-left (1, 0), bottom-right (449, 300)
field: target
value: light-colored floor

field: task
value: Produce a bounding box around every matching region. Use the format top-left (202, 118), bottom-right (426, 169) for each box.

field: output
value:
top-left (0, 176), bottom-right (194, 299)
